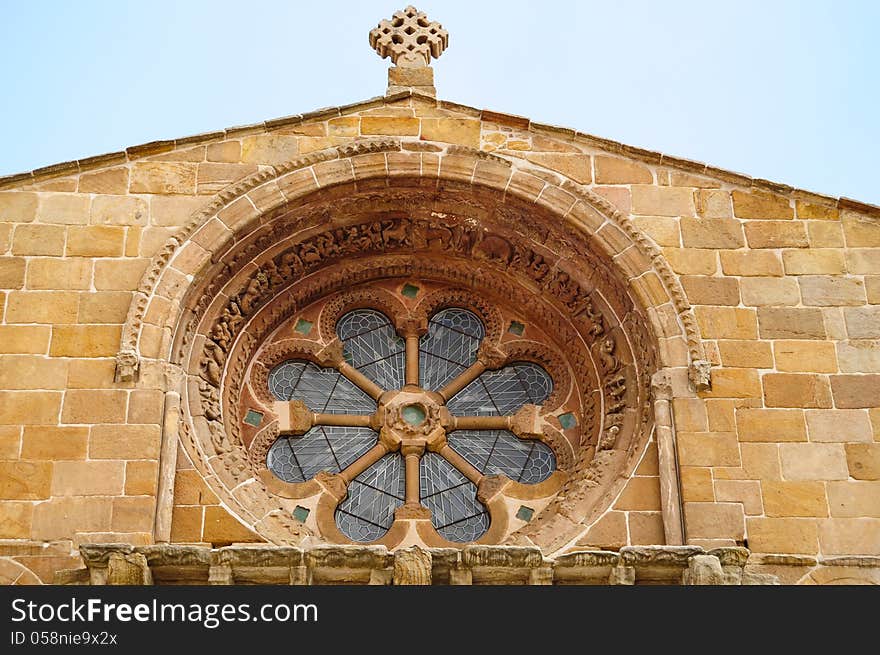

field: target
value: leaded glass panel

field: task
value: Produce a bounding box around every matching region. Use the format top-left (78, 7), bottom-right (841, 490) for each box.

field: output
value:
top-left (335, 453), bottom-right (405, 542)
top-left (447, 429), bottom-right (556, 484)
top-left (268, 360), bottom-right (375, 414)
top-left (337, 309), bottom-right (406, 391)
top-left (446, 361), bottom-right (553, 416)
top-left (267, 426), bottom-right (377, 482)
top-left (420, 452), bottom-right (490, 542)
top-left (419, 308), bottom-right (484, 391)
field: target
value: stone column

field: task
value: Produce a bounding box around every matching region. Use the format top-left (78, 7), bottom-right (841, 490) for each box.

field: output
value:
top-left (651, 369), bottom-right (685, 545)
top-left (208, 564), bottom-right (234, 585)
top-left (682, 555), bottom-right (726, 585)
top-left (107, 552), bottom-right (152, 585)
top-left (154, 388), bottom-right (181, 543)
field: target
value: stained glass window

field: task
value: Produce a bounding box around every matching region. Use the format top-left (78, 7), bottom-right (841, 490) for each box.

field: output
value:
top-left (264, 305), bottom-right (559, 544)
top-left (337, 309), bottom-right (406, 391)
top-left (419, 308), bottom-right (484, 390)
top-left (268, 360), bottom-right (375, 415)
top-left (336, 454), bottom-right (405, 542)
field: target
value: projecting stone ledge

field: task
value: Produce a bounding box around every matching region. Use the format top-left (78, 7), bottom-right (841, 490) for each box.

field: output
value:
top-left (61, 544), bottom-right (779, 585)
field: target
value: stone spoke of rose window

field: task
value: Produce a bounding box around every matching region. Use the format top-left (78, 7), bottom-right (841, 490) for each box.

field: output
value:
top-left (446, 361), bottom-right (553, 416)
top-left (337, 309), bottom-right (406, 392)
top-left (268, 360), bottom-right (376, 415)
top-left (419, 452), bottom-right (490, 543)
top-left (336, 452), bottom-right (405, 542)
top-left (419, 308), bottom-right (485, 391)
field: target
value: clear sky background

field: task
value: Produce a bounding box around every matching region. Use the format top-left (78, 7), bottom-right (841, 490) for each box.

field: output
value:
top-left (1, 1), bottom-right (877, 203)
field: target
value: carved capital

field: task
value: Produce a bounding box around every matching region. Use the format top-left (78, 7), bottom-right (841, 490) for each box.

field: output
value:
top-left (477, 475), bottom-right (509, 503)
top-left (315, 471), bottom-right (348, 501)
top-left (379, 426), bottom-right (402, 453)
top-left (395, 504), bottom-right (431, 520)
top-left (651, 369), bottom-right (673, 400)
top-left (510, 404), bottom-right (543, 439)
top-left (315, 339), bottom-right (345, 368)
top-left (476, 342), bottom-right (507, 369)
top-left (162, 363), bottom-right (185, 392)
top-left (424, 427), bottom-right (447, 454)
top-left (114, 349), bottom-right (139, 383)
top-left (689, 360), bottom-right (712, 392)
top-left (400, 439), bottom-right (426, 458)
top-left (396, 315), bottom-right (428, 336)
top-left (274, 399), bottom-right (313, 435)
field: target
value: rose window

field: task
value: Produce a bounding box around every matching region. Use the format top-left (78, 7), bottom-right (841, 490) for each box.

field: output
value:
top-left (264, 306), bottom-right (557, 543)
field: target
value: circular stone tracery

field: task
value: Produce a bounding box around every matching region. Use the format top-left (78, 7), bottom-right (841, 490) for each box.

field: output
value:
top-left (264, 306), bottom-right (559, 543)
top-left (176, 178), bottom-right (659, 551)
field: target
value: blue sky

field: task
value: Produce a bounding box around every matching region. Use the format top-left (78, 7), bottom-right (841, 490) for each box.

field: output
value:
top-left (1, 1), bottom-right (878, 204)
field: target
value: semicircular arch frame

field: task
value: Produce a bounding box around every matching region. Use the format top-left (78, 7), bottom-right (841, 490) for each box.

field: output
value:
top-left (121, 137), bottom-right (707, 552)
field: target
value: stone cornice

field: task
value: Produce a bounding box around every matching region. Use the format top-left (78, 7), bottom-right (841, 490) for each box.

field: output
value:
top-left (68, 543), bottom-right (778, 585)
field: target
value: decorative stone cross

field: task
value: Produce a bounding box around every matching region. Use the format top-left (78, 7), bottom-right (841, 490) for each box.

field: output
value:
top-left (369, 6), bottom-right (448, 96)
top-left (370, 5), bottom-right (448, 67)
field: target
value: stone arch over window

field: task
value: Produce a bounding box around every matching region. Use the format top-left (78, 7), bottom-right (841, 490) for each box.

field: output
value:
top-left (119, 138), bottom-right (708, 554)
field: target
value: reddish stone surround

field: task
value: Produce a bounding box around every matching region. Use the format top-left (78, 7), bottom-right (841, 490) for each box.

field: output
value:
top-left (171, 179), bottom-right (659, 550)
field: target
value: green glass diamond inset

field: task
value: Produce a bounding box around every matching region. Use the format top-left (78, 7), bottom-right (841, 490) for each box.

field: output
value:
top-left (558, 412), bottom-right (577, 430)
top-left (244, 409), bottom-right (264, 427)
top-left (401, 283), bottom-right (420, 298)
top-left (508, 320), bottom-right (525, 336)
top-left (292, 506), bottom-right (310, 523)
top-left (516, 505), bottom-right (535, 522)
top-left (294, 318), bottom-right (313, 335)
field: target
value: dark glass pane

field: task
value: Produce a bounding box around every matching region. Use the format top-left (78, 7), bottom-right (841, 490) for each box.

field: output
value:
top-left (335, 453), bottom-right (405, 542)
top-left (267, 360), bottom-right (375, 415)
top-left (446, 361), bottom-right (553, 416)
top-left (265, 437), bottom-right (304, 483)
top-left (337, 309), bottom-right (405, 391)
top-left (447, 429), bottom-right (556, 484)
top-left (419, 453), bottom-right (489, 542)
top-left (266, 426), bottom-right (377, 482)
top-left (419, 308), bottom-right (484, 391)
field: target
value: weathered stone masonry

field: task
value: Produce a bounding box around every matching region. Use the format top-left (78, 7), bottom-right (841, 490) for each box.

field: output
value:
top-left (0, 6), bottom-right (878, 585)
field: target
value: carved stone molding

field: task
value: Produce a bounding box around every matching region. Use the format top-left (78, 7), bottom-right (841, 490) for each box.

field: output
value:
top-left (172, 201), bottom-right (658, 549)
top-left (115, 139), bottom-right (713, 552)
top-left (70, 543), bottom-right (777, 585)
top-left (117, 141), bottom-right (704, 383)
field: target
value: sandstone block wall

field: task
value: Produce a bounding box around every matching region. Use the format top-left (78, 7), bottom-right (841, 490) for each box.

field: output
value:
top-left (0, 92), bottom-right (877, 584)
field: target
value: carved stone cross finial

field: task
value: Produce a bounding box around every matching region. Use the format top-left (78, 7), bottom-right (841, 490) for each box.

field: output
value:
top-left (369, 6), bottom-right (448, 68)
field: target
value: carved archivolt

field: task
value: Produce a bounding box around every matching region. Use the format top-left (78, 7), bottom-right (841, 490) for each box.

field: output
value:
top-left (173, 203), bottom-right (656, 549)
top-left (120, 138), bottom-right (704, 552)
top-left (117, 140), bottom-right (704, 380)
